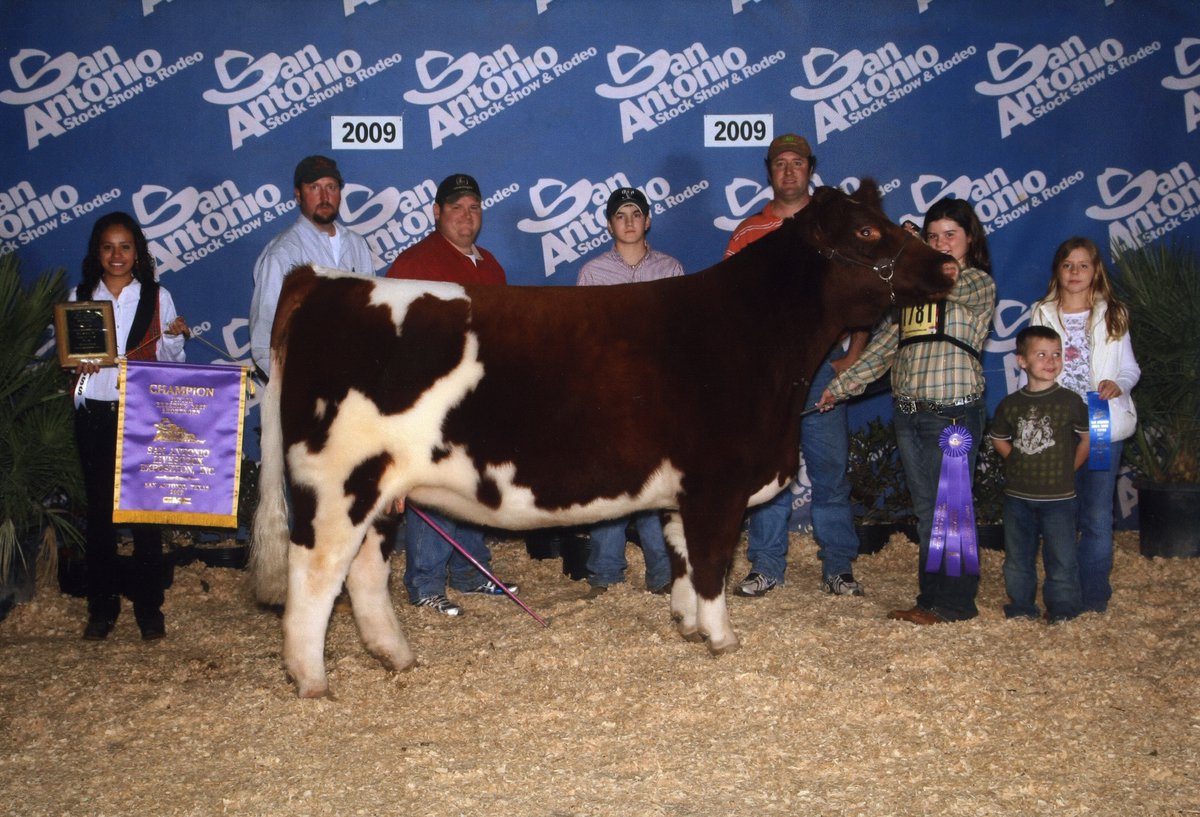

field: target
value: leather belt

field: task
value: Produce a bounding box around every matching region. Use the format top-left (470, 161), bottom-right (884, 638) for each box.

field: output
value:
top-left (893, 393), bottom-right (982, 415)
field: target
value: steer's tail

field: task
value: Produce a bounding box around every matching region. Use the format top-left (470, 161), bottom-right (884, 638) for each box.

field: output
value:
top-left (249, 349), bottom-right (289, 606)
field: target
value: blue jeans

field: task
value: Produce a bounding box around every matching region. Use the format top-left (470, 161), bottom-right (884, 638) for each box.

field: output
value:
top-left (746, 351), bottom-right (857, 582)
top-left (1076, 439), bottom-right (1123, 613)
top-left (586, 511), bottom-right (671, 590)
top-left (803, 358), bottom-right (859, 578)
top-left (894, 399), bottom-right (985, 621)
top-left (402, 506), bottom-right (493, 602)
top-left (1002, 495), bottom-right (1082, 621)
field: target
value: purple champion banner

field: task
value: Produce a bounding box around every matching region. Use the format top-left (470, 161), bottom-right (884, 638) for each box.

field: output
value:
top-left (114, 360), bottom-right (248, 527)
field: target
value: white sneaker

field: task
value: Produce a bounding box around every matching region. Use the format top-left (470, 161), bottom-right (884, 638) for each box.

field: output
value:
top-left (414, 594), bottom-right (463, 616)
top-left (822, 573), bottom-right (865, 597)
top-left (734, 572), bottom-right (779, 597)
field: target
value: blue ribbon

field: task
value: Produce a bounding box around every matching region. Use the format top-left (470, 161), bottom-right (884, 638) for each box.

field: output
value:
top-left (1087, 391), bottom-right (1112, 471)
top-left (925, 425), bottom-right (980, 577)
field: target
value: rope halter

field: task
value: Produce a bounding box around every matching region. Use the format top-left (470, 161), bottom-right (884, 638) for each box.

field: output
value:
top-left (816, 232), bottom-right (911, 304)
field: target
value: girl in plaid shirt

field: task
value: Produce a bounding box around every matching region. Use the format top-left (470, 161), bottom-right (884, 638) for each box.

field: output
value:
top-left (821, 198), bottom-right (996, 624)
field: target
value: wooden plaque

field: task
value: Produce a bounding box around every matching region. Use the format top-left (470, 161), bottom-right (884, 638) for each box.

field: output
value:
top-left (55, 301), bottom-right (117, 368)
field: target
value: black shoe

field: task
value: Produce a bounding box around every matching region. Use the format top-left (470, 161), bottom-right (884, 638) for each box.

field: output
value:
top-left (138, 613), bottom-right (166, 641)
top-left (734, 572), bottom-right (779, 597)
top-left (821, 573), bottom-right (865, 597)
top-left (82, 618), bottom-right (115, 641)
top-left (462, 579), bottom-right (518, 596)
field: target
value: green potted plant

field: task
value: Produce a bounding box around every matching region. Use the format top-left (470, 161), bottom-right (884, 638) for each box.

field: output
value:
top-left (1113, 240), bottom-right (1200, 557)
top-left (972, 438), bottom-right (1006, 551)
top-left (0, 254), bottom-right (85, 618)
top-left (847, 417), bottom-right (907, 553)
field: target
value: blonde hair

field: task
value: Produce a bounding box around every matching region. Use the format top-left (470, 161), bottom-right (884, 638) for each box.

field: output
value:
top-left (1040, 236), bottom-right (1130, 340)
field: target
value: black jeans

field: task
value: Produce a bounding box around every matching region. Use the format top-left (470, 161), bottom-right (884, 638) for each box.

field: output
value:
top-left (75, 400), bottom-right (164, 623)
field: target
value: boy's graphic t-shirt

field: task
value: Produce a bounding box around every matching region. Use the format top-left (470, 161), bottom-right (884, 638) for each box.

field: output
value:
top-left (990, 383), bottom-right (1088, 500)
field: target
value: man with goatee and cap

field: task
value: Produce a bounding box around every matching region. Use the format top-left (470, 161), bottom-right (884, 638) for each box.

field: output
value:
top-left (249, 154), bottom-right (375, 378)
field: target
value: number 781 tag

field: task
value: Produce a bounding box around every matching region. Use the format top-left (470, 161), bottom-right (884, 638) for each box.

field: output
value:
top-left (331, 116), bottom-right (404, 150)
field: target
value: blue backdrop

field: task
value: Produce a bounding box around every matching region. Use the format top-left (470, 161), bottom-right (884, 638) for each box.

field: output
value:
top-left (4, 0), bottom-right (1198, 527)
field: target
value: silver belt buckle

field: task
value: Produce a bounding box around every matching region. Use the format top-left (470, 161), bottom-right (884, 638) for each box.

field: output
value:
top-left (944, 393), bottom-right (981, 411)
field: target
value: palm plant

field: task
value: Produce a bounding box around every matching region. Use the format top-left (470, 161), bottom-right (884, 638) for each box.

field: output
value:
top-left (972, 440), bottom-right (1006, 525)
top-left (1113, 240), bottom-right (1200, 484)
top-left (847, 417), bottom-right (908, 524)
top-left (0, 254), bottom-right (84, 589)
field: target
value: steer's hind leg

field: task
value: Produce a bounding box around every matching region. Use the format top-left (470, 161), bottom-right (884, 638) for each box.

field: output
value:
top-left (678, 495), bottom-right (745, 654)
top-left (347, 514), bottom-right (415, 674)
top-left (282, 507), bottom-right (366, 698)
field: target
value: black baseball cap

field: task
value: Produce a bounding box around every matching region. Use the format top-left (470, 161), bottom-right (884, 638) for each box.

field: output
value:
top-left (605, 187), bottom-right (650, 220)
top-left (294, 155), bottom-right (343, 188)
top-left (435, 173), bottom-right (482, 205)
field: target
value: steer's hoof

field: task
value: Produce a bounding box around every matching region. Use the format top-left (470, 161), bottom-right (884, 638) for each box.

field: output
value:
top-left (679, 626), bottom-right (705, 643)
top-left (296, 683), bottom-right (333, 700)
top-left (377, 654), bottom-right (418, 674)
top-left (706, 636), bottom-right (742, 656)
top-left (288, 669), bottom-right (333, 699)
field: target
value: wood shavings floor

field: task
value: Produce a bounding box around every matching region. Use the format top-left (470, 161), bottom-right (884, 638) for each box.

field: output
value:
top-left (2, 531), bottom-right (1197, 817)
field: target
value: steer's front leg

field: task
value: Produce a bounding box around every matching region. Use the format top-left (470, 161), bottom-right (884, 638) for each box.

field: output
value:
top-left (676, 496), bottom-right (746, 654)
top-left (661, 511), bottom-right (699, 637)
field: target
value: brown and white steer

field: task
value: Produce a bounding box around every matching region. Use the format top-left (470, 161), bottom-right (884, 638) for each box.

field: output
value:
top-left (251, 181), bottom-right (953, 697)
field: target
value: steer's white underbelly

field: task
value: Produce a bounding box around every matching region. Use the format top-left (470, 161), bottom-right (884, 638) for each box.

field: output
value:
top-left (408, 457), bottom-right (685, 530)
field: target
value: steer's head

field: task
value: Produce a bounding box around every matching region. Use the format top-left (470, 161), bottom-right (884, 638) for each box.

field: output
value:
top-left (800, 180), bottom-right (956, 327)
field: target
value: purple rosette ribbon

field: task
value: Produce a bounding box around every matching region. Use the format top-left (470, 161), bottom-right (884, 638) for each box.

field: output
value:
top-left (925, 424), bottom-right (980, 577)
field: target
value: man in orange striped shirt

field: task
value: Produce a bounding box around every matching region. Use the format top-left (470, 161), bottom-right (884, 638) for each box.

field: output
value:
top-left (726, 133), bottom-right (868, 600)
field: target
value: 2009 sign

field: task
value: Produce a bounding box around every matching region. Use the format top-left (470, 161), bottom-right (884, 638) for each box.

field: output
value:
top-left (344, 120), bottom-right (395, 144)
top-left (715, 119), bottom-right (768, 142)
top-left (331, 116), bottom-right (404, 150)
top-left (703, 114), bottom-right (773, 148)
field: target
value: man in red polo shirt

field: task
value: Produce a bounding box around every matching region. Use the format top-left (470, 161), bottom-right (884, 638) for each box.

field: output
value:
top-left (388, 173), bottom-right (505, 285)
top-left (387, 173), bottom-right (515, 616)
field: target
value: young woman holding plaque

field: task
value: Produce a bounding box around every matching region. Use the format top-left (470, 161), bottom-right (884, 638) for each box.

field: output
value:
top-left (1029, 237), bottom-right (1139, 613)
top-left (819, 198), bottom-right (996, 624)
top-left (69, 211), bottom-right (188, 641)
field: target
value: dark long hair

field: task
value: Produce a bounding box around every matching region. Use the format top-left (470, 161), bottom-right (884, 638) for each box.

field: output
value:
top-left (922, 197), bottom-right (991, 275)
top-left (78, 211), bottom-right (156, 299)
